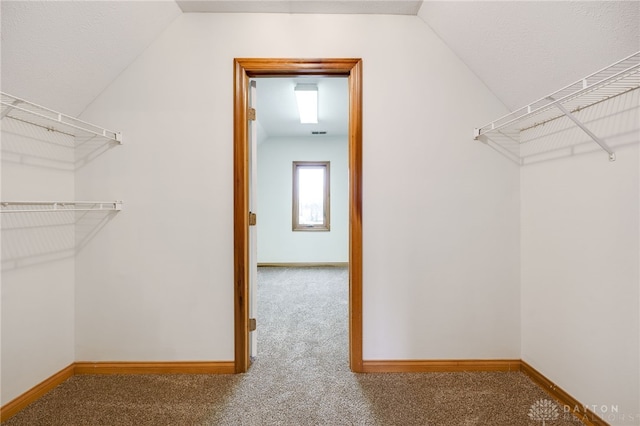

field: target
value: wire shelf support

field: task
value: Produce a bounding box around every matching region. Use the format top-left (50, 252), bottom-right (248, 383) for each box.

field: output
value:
top-left (474, 51), bottom-right (640, 162)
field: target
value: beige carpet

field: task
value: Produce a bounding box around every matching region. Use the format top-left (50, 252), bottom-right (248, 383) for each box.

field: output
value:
top-left (3, 266), bottom-right (585, 425)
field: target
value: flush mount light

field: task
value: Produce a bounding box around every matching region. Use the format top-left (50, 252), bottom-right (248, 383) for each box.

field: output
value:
top-left (294, 83), bottom-right (318, 124)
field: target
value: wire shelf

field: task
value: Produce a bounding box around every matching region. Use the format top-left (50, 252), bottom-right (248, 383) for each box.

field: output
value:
top-left (1, 92), bottom-right (122, 144)
top-left (1, 201), bottom-right (123, 214)
top-left (475, 51), bottom-right (640, 163)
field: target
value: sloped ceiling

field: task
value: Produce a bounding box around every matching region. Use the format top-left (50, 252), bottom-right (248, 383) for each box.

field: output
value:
top-left (418, 1), bottom-right (640, 112)
top-left (0, 1), bottom-right (638, 121)
top-left (0, 1), bottom-right (181, 116)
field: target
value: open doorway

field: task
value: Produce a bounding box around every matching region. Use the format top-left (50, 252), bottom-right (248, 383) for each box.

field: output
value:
top-left (254, 76), bottom-right (349, 264)
top-left (252, 76), bottom-right (349, 368)
top-left (233, 58), bottom-right (363, 373)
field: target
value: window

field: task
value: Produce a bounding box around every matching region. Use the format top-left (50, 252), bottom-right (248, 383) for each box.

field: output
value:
top-left (292, 161), bottom-right (330, 231)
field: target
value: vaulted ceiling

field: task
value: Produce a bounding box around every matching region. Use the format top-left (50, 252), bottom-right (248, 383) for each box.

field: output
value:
top-left (1, 1), bottom-right (638, 133)
top-left (419, 1), bottom-right (639, 111)
top-left (1, 1), bottom-right (182, 116)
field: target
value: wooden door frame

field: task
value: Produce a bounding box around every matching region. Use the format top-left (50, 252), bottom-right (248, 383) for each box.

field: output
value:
top-left (233, 58), bottom-right (363, 373)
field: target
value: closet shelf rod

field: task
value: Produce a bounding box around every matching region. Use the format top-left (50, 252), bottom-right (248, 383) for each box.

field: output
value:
top-left (0, 92), bottom-right (122, 144)
top-left (1, 201), bottom-right (123, 213)
top-left (474, 51), bottom-right (640, 138)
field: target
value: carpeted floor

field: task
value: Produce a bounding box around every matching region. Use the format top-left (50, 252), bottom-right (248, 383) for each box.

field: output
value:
top-left (3, 266), bottom-right (584, 425)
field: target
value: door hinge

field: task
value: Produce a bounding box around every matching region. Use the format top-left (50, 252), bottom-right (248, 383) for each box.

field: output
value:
top-left (249, 318), bottom-right (257, 331)
top-left (248, 108), bottom-right (256, 121)
top-left (249, 212), bottom-right (257, 226)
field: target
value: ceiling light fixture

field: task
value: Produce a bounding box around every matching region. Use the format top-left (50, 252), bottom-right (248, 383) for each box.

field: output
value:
top-left (294, 83), bottom-right (318, 124)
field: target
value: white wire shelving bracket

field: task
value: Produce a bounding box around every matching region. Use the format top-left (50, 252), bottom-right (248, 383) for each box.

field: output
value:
top-left (474, 51), bottom-right (640, 162)
top-left (0, 92), bottom-right (122, 144)
top-left (1, 201), bottom-right (123, 214)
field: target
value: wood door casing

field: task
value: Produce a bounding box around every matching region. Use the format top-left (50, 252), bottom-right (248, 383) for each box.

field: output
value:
top-left (233, 58), bottom-right (363, 373)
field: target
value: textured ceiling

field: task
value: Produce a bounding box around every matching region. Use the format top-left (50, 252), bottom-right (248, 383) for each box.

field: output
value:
top-left (1, 0), bottom-right (637, 123)
top-left (418, 1), bottom-right (640, 112)
top-left (177, 0), bottom-right (423, 14)
top-left (0, 1), bottom-right (181, 116)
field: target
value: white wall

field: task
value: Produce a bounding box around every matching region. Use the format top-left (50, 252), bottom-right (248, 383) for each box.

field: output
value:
top-left (75, 13), bottom-right (519, 364)
top-left (521, 90), bottom-right (640, 425)
top-left (1, 119), bottom-right (76, 404)
top-left (1, 8), bottom-right (636, 420)
top-left (257, 136), bottom-right (348, 264)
